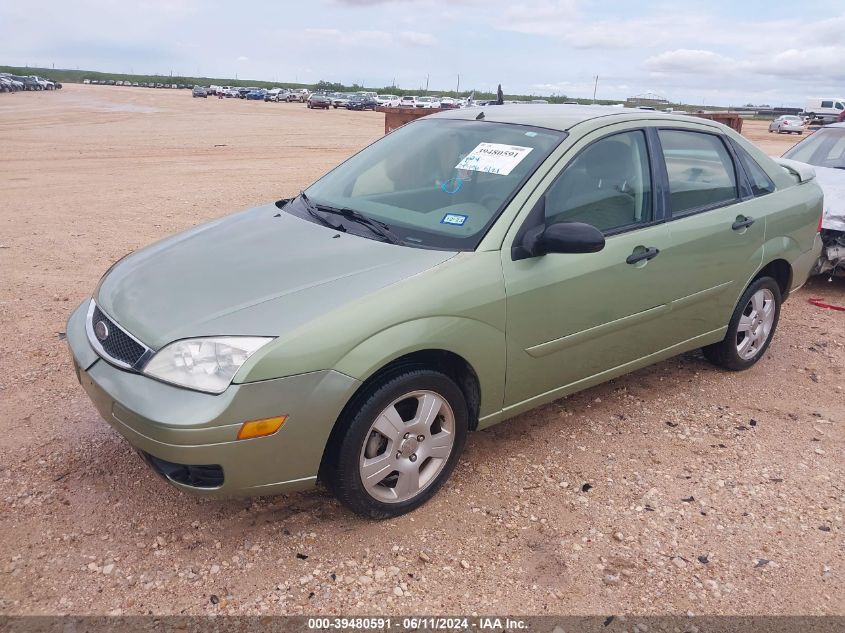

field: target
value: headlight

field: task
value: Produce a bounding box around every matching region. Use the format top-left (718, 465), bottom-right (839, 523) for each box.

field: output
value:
top-left (143, 337), bottom-right (273, 394)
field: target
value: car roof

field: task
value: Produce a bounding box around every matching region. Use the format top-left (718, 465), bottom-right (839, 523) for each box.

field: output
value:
top-left (823, 122), bottom-right (845, 129)
top-left (429, 104), bottom-right (719, 132)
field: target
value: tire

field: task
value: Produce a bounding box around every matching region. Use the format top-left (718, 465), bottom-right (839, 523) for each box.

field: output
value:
top-left (324, 368), bottom-right (468, 518)
top-left (702, 276), bottom-right (782, 371)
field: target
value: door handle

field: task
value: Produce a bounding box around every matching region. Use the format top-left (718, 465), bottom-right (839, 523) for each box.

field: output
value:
top-left (626, 246), bottom-right (660, 265)
top-left (732, 216), bottom-right (755, 231)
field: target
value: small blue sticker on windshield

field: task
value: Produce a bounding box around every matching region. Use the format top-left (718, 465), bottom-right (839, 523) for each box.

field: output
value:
top-left (441, 177), bottom-right (464, 194)
top-left (441, 213), bottom-right (468, 226)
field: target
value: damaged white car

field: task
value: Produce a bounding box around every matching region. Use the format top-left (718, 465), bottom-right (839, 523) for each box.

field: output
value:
top-left (782, 122), bottom-right (845, 277)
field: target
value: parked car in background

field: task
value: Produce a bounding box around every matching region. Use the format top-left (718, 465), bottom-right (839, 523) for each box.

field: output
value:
top-left (782, 122), bottom-right (845, 277)
top-left (223, 87), bottom-right (240, 98)
top-left (192, 85), bottom-right (208, 98)
top-left (67, 107), bottom-right (822, 518)
top-left (768, 115), bottom-right (804, 135)
top-left (804, 98), bottom-right (845, 125)
top-left (331, 93), bottom-right (351, 108)
top-left (838, 109), bottom-right (845, 123)
top-left (0, 77), bottom-right (14, 92)
top-left (0, 75), bottom-right (24, 92)
top-left (346, 94), bottom-right (378, 111)
top-left (399, 95), bottom-right (418, 108)
top-left (246, 89), bottom-right (267, 100)
top-left (376, 94), bottom-right (400, 107)
top-left (288, 88), bottom-right (310, 102)
top-left (415, 96), bottom-right (441, 109)
top-left (439, 97), bottom-right (460, 110)
top-left (307, 93), bottom-right (332, 109)
top-left (13, 75), bottom-right (39, 90)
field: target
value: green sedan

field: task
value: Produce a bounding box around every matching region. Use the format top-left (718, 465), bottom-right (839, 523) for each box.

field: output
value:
top-left (67, 106), bottom-right (823, 518)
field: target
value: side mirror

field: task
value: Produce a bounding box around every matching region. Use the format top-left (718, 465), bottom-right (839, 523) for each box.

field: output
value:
top-left (514, 221), bottom-right (605, 260)
top-left (541, 222), bottom-right (606, 254)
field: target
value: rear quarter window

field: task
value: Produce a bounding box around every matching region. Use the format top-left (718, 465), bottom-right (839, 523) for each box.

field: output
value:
top-left (731, 142), bottom-right (776, 197)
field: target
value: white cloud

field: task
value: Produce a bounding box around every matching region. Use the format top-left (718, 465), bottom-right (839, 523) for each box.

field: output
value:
top-left (236, 55), bottom-right (249, 61)
top-left (499, 0), bottom-right (580, 36)
top-left (645, 49), bottom-right (736, 75)
top-left (398, 31), bottom-right (436, 47)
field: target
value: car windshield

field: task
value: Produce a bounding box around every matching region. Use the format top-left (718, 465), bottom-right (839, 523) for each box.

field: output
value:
top-left (783, 128), bottom-right (845, 169)
top-left (292, 118), bottom-right (565, 250)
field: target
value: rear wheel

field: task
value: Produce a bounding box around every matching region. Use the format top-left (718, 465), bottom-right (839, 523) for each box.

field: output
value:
top-left (703, 276), bottom-right (781, 371)
top-left (325, 369), bottom-right (468, 518)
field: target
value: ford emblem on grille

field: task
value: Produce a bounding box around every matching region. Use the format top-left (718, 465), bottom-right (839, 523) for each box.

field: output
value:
top-left (94, 320), bottom-right (109, 342)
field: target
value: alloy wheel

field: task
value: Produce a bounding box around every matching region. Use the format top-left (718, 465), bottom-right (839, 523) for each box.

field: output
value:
top-left (358, 390), bottom-right (455, 503)
top-left (736, 288), bottom-right (775, 360)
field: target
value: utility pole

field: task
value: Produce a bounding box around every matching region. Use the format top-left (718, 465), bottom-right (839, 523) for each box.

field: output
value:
top-left (425, 74), bottom-right (429, 93)
top-left (456, 74), bottom-right (460, 94)
top-left (592, 75), bottom-right (598, 104)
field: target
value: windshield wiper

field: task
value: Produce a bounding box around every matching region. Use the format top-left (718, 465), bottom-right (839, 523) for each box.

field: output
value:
top-left (298, 191), bottom-right (346, 232)
top-left (313, 203), bottom-right (403, 245)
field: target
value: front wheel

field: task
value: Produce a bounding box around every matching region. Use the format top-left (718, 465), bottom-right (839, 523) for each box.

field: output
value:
top-left (325, 369), bottom-right (468, 518)
top-left (703, 276), bottom-right (781, 371)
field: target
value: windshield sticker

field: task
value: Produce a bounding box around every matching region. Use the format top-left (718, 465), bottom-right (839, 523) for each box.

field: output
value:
top-left (455, 143), bottom-right (533, 176)
top-left (441, 177), bottom-right (464, 194)
top-left (441, 213), bottom-right (468, 226)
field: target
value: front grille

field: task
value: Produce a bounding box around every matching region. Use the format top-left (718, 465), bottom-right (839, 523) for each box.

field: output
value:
top-left (140, 452), bottom-right (225, 488)
top-left (91, 305), bottom-right (146, 367)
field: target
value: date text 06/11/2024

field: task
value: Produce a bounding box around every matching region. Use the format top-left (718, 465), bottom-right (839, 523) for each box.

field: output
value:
top-left (306, 617), bottom-right (528, 630)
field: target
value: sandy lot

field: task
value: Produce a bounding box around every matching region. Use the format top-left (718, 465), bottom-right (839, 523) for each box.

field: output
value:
top-left (0, 84), bottom-right (843, 616)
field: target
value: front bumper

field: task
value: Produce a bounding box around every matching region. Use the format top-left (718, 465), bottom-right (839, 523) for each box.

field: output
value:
top-left (66, 301), bottom-right (360, 497)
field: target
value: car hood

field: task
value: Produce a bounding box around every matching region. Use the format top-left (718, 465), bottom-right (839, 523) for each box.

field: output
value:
top-left (813, 166), bottom-right (845, 232)
top-left (96, 203), bottom-right (456, 350)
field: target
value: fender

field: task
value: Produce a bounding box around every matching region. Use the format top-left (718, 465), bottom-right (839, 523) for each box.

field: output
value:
top-left (332, 316), bottom-right (507, 419)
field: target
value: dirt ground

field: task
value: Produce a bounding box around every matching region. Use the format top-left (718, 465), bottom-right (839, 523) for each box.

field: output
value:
top-left (1, 84), bottom-right (843, 616)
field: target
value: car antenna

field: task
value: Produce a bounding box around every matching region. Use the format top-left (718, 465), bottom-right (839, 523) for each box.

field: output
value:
top-left (475, 111), bottom-right (485, 120)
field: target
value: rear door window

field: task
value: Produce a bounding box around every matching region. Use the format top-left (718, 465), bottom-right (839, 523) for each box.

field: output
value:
top-left (658, 130), bottom-right (738, 216)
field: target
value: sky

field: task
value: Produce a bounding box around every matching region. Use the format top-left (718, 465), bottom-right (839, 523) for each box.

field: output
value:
top-left (1, 0), bottom-right (843, 106)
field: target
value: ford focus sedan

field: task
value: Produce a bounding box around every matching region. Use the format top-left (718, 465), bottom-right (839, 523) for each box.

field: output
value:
top-left (67, 106), bottom-right (822, 518)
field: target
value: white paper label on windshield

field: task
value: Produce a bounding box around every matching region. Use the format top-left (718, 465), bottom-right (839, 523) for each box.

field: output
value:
top-left (455, 143), bottom-right (533, 176)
